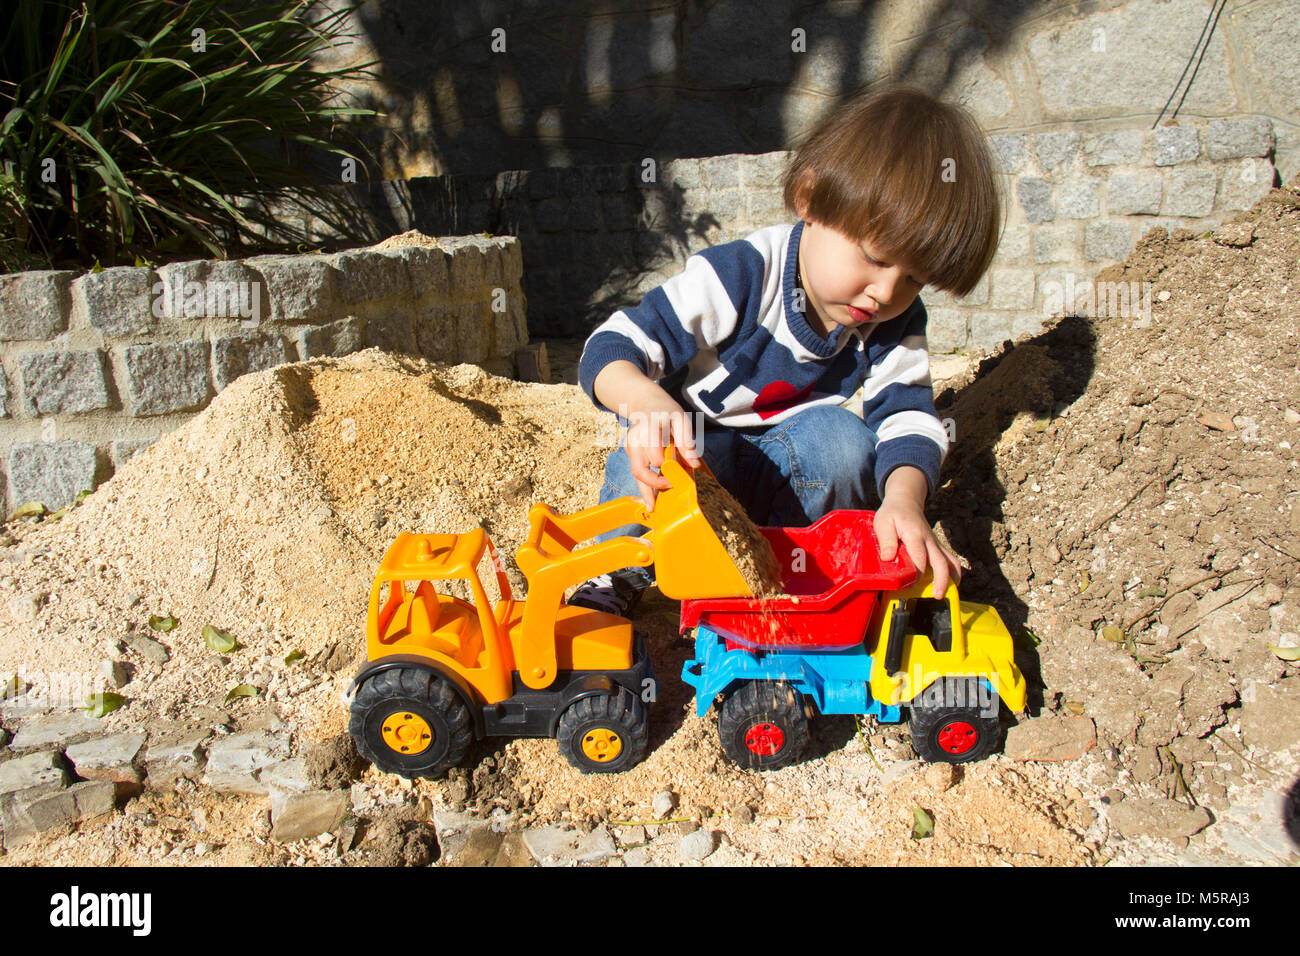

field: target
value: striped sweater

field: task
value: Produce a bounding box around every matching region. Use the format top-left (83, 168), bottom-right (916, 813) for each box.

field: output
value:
top-left (578, 221), bottom-right (949, 497)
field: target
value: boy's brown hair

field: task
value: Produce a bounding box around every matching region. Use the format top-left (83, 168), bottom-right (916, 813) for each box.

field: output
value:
top-left (783, 84), bottom-right (1002, 297)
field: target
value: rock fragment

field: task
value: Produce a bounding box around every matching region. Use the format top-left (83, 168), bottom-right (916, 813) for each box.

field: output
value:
top-left (679, 828), bottom-right (716, 862)
top-left (123, 632), bottom-right (170, 665)
top-left (65, 732), bottom-right (145, 796)
top-left (1004, 716), bottom-right (1097, 761)
top-left (1107, 797), bottom-right (1213, 842)
top-left (521, 825), bottom-right (582, 866)
top-left (652, 789), bottom-right (677, 819)
top-left (9, 712), bottom-right (103, 751)
top-left (143, 723), bottom-right (211, 789)
top-left (203, 729), bottom-right (290, 795)
top-left (1211, 221), bottom-right (1255, 247)
top-left (271, 790), bottom-right (350, 843)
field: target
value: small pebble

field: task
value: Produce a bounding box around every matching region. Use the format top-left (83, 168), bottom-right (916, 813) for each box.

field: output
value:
top-left (924, 763), bottom-right (957, 792)
top-left (98, 659), bottom-right (129, 689)
top-left (616, 826), bottom-right (646, 845)
top-left (678, 829), bottom-right (715, 862)
top-left (652, 790), bottom-right (677, 819)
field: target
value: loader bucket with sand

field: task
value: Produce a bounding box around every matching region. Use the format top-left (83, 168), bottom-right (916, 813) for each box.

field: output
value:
top-left (518, 445), bottom-right (752, 602)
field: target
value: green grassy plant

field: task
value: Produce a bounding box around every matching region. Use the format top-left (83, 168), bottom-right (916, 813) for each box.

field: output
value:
top-left (1, 0), bottom-right (379, 268)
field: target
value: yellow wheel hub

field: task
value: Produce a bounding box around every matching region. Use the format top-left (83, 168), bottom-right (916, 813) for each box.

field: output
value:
top-left (581, 727), bottom-right (623, 763)
top-left (381, 712), bottom-right (433, 756)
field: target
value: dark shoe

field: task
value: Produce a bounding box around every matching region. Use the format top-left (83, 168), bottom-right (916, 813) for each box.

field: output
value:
top-left (567, 568), bottom-right (650, 617)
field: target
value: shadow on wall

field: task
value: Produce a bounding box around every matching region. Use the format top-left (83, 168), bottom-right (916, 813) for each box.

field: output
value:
top-left (339, 0), bottom-right (1042, 333)
top-left (348, 0), bottom-right (1040, 170)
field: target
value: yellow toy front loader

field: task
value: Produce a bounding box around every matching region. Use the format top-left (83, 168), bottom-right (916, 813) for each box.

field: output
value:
top-left (347, 449), bottom-right (751, 777)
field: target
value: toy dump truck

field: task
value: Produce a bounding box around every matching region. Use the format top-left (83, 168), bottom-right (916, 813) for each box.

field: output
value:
top-left (681, 508), bottom-right (1028, 769)
top-left (347, 453), bottom-right (756, 779)
top-left (348, 446), bottom-right (1026, 778)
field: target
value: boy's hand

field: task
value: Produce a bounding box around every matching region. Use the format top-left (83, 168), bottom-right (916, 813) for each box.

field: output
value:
top-left (593, 361), bottom-right (704, 510)
top-left (623, 389), bottom-right (703, 511)
top-left (874, 467), bottom-right (962, 597)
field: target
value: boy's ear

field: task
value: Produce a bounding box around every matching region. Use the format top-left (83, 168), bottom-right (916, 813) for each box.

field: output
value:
top-left (793, 170), bottom-right (816, 218)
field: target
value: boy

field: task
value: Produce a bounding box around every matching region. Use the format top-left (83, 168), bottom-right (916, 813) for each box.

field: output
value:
top-left (571, 85), bottom-right (1002, 616)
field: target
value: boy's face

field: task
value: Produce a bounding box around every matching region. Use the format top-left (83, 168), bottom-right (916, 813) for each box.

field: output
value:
top-left (796, 217), bottom-right (928, 337)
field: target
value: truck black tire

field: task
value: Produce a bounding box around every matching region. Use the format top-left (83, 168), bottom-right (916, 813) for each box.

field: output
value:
top-left (907, 676), bottom-right (1001, 764)
top-left (718, 680), bottom-right (810, 771)
top-left (557, 687), bottom-right (650, 773)
top-left (349, 666), bottom-right (473, 779)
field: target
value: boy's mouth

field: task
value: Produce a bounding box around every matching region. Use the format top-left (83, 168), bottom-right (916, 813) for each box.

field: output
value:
top-left (846, 304), bottom-right (877, 322)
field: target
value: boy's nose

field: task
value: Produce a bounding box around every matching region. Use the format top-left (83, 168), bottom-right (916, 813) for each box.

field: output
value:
top-left (867, 270), bottom-right (904, 306)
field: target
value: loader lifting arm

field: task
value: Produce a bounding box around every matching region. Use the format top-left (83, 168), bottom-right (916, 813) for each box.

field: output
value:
top-left (513, 448), bottom-right (753, 689)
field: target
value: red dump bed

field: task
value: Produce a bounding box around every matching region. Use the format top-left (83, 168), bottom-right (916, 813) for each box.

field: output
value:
top-left (679, 510), bottom-right (918, 650)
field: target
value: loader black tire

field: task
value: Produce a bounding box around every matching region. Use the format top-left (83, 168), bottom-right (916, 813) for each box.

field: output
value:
top-left (557, 687), bottom-right (649, 774)
top-left (908, 677), bottom-right (1001, 764)
top-left (349, 666), bottom-right (473, 779)
top-left (718, 680), bottom-right (810, 771)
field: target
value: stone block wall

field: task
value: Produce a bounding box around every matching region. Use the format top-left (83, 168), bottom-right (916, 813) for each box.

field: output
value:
top-left (353, 118), bottom-right (1276, 340)
top-left (329, 0), bottom-right (1300, 185)
top-left (0, 238), bottom-right (526, 511)
top-left (923, 118), bottom-right (1278, 352)
top-left (317, 0), bottom-right (1296, 338)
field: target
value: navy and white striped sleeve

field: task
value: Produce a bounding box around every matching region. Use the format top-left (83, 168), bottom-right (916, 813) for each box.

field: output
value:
top-left (861, 299), bottom-right (950, 499)
top-left (578, 240), bottom-right (765, 412)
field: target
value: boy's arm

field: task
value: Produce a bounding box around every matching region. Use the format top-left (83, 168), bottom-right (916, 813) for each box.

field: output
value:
top-left (580, 239), bottom-right (768, 506)
top-left (860, 299), bottom-right (949, 499)
top-left (592, 360), bottom-right (703, 510)
top-left (862, 299), bottom-right (960, 592)
top-left (578, 239), bottom-right (764, 413)
top-left (875, 464), bottom-right (961, 596)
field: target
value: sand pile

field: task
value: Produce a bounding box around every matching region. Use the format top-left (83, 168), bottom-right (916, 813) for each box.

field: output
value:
top-left (372, 230), bottom-right (442, 251)
top-left (0, 350), bottom-right (610, 742)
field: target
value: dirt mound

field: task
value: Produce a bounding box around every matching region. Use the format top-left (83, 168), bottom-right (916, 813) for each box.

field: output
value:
top-left (372, 230), bottom-right (441, 250)
top-left (936, 178), bottom-right (1300, 831)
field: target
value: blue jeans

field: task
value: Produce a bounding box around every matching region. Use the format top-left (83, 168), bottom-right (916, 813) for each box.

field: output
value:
top-left (593, 405), bottom-right (881, 588)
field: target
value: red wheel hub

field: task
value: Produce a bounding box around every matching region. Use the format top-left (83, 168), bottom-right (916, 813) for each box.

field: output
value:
top-left (937, 720), bottom-right (977, 754)
top-left (745, 722), bottom-right (785, 756)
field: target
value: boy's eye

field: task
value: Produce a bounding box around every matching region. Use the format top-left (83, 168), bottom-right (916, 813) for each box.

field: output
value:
top-left (862, 246), bottom-right (924, 285)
